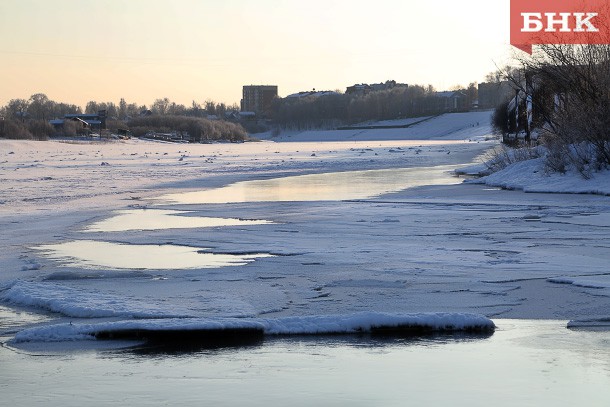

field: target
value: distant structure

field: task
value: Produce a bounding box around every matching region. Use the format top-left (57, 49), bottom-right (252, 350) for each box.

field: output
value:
top-left (286, 89), bottom-right (340, 99)
top-left (345, 84), bottom-right (372, 95)
top-left (478, 81), bottom-right (514, 109)
top-left (49, 110), bottom-right (107, 132)
top-left (346, 80), bottom-right (407, 95)
top-left (241, 85), bottom-right (278, 116)
top-left (434, 91), bottom-right (469, 112)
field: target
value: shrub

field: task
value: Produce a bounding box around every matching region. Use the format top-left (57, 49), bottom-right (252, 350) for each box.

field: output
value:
top-left (1, 119), bottom-right (33, 139)
top-left (60, 120), bottom-right (80, 137)
top-left (126, 115), bottom-right (248, 142)
top-left (483, 144), bottom-right (542, 174)
top-left (508, 43), bottom-right (610, 175)
top-left (241, 120), bottom-right (268, 134)
top-left (27, 120), bottom-right (54, 140)
top-left (491, 100), bottom-right (511, 136)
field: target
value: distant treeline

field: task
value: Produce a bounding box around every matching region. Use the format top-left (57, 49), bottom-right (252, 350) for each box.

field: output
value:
top-left (0, 94), bottom-right (247, 141)
top-left (0, 82), bottom-right (480, 140)
top-left (0, 93), bottom-right (81, 140)
top-left (128, 116), bottom-right (246, 142)
top-left (271, 84), bottom-right (478, 130)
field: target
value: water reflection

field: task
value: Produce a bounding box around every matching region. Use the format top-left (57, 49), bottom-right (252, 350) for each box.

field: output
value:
top-left (0, 305), bottom-right (52, 337)
top-left (85, 209), bottom-right (272, 232)
top-left (3, 320), bottom-right (610, 406)
top-left (125, 330), bottom-right (494, 356)
top-left (37, 240), bottom-right (273, 270)
top-left (157, 165), bottom-right (461, 204)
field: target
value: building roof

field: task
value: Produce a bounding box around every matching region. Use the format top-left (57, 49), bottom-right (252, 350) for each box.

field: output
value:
top-left (435, 91), bottom-right (466, 98)
top-left (286, 90), bottom-right (339, 99)
top-left (64, 114), bottom-right (101, 119)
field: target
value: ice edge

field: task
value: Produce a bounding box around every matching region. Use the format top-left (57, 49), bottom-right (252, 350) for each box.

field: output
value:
top-left (12, 312), bottom-right (496, 344)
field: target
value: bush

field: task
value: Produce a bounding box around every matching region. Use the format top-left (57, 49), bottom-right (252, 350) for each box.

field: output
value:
top-left (59, 120), bottom-right (80, 137)
top-left (491, 100), bottom-right (511, 136)
top-left (126, 115), bottom-right (248, 142)
top-left (509, 44), bottom-right (610, 175)
top-left (539, 133), bottom-right (568, 174)
top-left (241, 120), bottom-right (268, 134)
top-left (483, 145), bottom-right (542, 174)
top-left (26, 120), bottom-right (54, 140)
top-left (1, 119), bottom-right (33, 139)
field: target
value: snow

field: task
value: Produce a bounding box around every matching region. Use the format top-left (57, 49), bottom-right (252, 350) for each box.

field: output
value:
top-left (1, 280), bottom-right (192, 318)
top-left (474, 157), bottom-right (610, 195)
top-left (354, 116), bottom-right (432, 127)
top-left (1, 110), bottom-right (610, 347)
top-left (258, 111), bottom-right (494, 142)
top-left (11, 312), bottom-right (495, 343)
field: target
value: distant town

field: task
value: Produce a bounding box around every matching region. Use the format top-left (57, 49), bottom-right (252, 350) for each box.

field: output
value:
top-left (0, 78), bottom-right (513, 142)
top-left (241, 80), bottom-right (511, 117)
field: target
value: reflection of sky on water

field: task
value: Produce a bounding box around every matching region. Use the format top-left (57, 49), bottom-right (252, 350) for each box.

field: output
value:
top-left (85, 209), bottom-right (272, 233)
top-left (37, 240), bottom-right (272, 270)
top-left (158, 165), bottom-right (461, 204)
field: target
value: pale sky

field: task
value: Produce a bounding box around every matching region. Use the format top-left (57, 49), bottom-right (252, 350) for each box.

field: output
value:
top-left (0, 0), bottom-right (512, 108)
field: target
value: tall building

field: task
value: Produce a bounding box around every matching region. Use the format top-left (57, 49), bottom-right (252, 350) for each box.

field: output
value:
top-left (241, 85), bottom-right (278, 116)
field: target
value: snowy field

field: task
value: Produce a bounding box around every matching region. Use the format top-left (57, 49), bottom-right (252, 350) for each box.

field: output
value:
top-left (1, 111), bottom-right (610, 346)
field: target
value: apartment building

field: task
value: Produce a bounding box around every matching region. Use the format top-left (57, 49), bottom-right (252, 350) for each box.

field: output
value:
top-left (241, 85), bottom-right (278, 115)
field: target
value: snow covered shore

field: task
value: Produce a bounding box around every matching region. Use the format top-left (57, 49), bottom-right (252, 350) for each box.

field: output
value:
top-left (474, 157), bottom-right (610, 196)
top-left (1, 111), bottom-right (609, 346)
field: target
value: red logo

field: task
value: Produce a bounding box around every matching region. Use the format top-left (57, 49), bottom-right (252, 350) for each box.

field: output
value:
top-left (511, 0), bottom-right (610, 54)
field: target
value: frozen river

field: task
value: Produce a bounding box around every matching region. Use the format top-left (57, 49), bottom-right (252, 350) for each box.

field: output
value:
top-left (1, 112), bottom-right (609, 403)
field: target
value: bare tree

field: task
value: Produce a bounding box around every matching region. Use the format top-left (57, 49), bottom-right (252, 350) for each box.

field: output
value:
top-left (509, 43), bottom-right (610, 175)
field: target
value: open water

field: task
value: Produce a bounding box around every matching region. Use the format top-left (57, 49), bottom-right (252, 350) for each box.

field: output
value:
top-left (1, 312), bottom-right (609, 406)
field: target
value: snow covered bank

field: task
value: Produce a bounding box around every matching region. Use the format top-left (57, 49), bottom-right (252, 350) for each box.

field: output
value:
top-left (260, 111), bottom-right (494, 142)
top-left (11, 312), bottom-right (495, 344)
top-left (473, 157), bottom-right (610, 196)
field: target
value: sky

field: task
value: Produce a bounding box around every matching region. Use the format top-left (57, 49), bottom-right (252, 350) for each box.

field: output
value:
top-left (0, 0), bottom-right (513, 109)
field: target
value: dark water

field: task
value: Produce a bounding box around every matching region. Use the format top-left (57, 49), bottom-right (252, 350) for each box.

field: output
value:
top-left (2, 316), bottom-right (609, 406)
